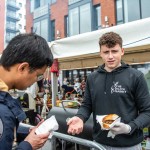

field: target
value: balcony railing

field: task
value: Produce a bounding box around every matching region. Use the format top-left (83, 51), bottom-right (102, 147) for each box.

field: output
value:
top-left (7, 1), bottom-right (20, 10)
top-left (7, 13), bottom-right (20, 21)
top-left (6, 25), bottom-right (19, 32)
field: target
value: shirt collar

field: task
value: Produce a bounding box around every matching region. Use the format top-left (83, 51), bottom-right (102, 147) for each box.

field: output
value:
top-left (0, 79), bottom-right (9, 92)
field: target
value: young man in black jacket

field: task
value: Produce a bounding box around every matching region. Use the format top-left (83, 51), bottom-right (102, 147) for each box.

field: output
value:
top-left (0, 33), bottom-right (53, 150)
top-left (67, 32), bottom-right (150, 150)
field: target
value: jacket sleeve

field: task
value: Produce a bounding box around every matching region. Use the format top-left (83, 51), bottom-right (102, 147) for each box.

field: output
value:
top-left (16, 141), bottom-right (32, 150)
top-left (129, 73), bottom-right (150, 134)
top-left (76, 76), bottom-right (92, 123)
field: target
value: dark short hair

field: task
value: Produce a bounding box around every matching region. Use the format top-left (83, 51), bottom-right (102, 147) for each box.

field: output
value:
top-left (99, 32), bottom-right (122, 48)
top-left (0, 33), bottom-right (53, 70)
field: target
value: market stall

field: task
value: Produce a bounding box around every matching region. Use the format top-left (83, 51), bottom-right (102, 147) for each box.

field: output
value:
top-left (49, 17), bottom-right (150, 107)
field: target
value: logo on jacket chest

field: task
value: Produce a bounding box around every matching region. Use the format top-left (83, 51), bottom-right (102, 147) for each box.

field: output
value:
top-left (111, 82), bottom-right (126, 94)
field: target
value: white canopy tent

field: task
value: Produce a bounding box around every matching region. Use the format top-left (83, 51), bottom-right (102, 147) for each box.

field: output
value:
top-left (49, 17), bottom-right (150, 59)
top-left (49, 18), bottom-right (150, 106)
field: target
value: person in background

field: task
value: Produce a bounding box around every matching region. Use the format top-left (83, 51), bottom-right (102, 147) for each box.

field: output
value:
top-left (74, 78), bottom-right (81, 95)
top-left (67, 32), bottom-right (150, 150)
top-left (63, 77), bottom-right (69, 85)
top-left (25, 82), bottom-right (39, 111)
top-left (0, 33), bottom-right (53, 150)
top-left (80, 77), bottom-right (86, 97)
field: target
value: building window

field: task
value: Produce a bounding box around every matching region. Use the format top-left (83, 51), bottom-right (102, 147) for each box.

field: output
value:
top-left (7, 10), bottom-right (16, 18)
top-left (69, 2), bottom-right (91, 36)
top-left (51, 20), bottom-right (55, 41)
top-left (19, 13), bottom-right (22, 18)
top-left (116, 0), bottom-right (150, 24)
top-left (30, 0), bottom-right (34, 12)
top-left (41, 19), bottom-right (48, 40)
top-left (116, 0), bottom-right (123, 24)
top-left (19, 2), bottom-right (22, 7)
top-left (69, 7), bottom-right (79, 36)
top-left (141, 0), bottom-right (150, 18)
top-left (80, 3), bottom-right (91, 33)
top-left (6, 32), bottom-right (16, 42)
top-left (35, 0), bottom-right (40, 9)
top-left (64, 15), bottom-right (69, 37)
top-left (19, 24), bottom-right (22, 29)
top-left (7, 21), bottom-right (16, 30)
top-left (33, 19), bottom-right (49, 41)
top-left (93, 4), bottom-right (101, 30)
top-left (33, 22), bottom-right (40, 35)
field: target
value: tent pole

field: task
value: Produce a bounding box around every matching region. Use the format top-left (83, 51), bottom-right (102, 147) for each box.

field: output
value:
top-left (51, 72), bottom-right (58, 107)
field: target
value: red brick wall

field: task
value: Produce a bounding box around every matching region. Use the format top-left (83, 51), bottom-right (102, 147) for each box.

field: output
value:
top-left (0, 0), bottom-right (5, 53)
top-left (25, 0), bottom-right (116, 39)
top-left (50, 0), bottom-right (68, 39)
top-left (26, 0), bottom-right (33, 33)
top-left (93, 0), bottom-right (116, 27)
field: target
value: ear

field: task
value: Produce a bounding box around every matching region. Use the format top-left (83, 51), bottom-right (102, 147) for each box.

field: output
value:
top-left (121, 48), bottom-right (124, 56)
top-left (18, 62), bottom-right (30, 73)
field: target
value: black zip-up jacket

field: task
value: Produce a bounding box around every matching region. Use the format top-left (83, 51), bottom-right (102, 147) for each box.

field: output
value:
top-left (76, 63), bottom-right (150, 147)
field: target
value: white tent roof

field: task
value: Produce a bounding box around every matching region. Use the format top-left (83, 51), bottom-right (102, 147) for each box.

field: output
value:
top-left (49, 18), bottom-right (150, 59)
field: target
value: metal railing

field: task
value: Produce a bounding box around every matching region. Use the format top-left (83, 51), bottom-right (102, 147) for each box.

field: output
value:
top-left (50, 132), bottom-right (106, 150)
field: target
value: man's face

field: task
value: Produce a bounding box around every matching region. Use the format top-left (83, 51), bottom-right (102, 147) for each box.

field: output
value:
top-left (15, 65), bottom-right (47, 90)
top-left (100, 44), bottom-right (124, 72)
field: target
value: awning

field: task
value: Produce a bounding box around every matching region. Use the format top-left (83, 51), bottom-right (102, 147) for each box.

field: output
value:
top-left (49, 18), bottom-right (150, 59)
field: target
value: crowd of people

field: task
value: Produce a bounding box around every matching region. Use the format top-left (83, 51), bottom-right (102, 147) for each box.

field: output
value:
top-left (61, 77), bottom-right (86, 99)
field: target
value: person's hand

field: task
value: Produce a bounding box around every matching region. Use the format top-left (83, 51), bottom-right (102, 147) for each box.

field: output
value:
top-left (110, 122), bottom-right (131, 135)
top-left (24, 120), bottom-right (50, 150)
top-left (67, 116), bottom-right (83, 135)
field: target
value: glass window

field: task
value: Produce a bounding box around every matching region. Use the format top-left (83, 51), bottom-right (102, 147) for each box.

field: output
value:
top-left (51, 20), bottom-right (55, 41)
top-left (19, 2), bottom-right (22, 7)
top-left (116, 0), bottom-right (150, 24)
top-left (19, 13), bottom-right (22, 18)
top-left (116, 0), bottom-right (123, 24)
top-left (33, 20), bottom-right (49, 41)
top-left (69, 7), bottom-right (79, 36)
top-left (6, 32), bottom-right (16, 41)
top-left (124, 0), bottom-right (140, 22)
top-left (34, 22), bottom-right (40, 35)
top-left (7, 10), bottom-right (16, 18)
top-left (35, 0), bottom-right (40, 8)
top-left (93, 4), bottom-right (101, 29)
top-left (30, 0), bottom-right (34, 12)
top-left (41, 19), bottom-right (48, 40)
top-left (7, 21), bottom-right (16, 30)
top-left (69, 2), bottom-right (91, 36)
top-left (141, 0), bottom-right (150, 18)
top-left (19, 24), bottom-right (22, 29)
top-left (80, 3), bottom-right (91, 33)
top-left (64, 15), bottom-right (69, 37)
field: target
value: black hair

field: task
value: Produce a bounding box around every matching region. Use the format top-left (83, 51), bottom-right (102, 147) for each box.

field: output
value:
top-left (0, 33), bottom-right (53, 70)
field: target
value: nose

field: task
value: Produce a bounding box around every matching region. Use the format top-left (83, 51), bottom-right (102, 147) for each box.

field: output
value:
top-left (108, 52), bottom-right (113, 59)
